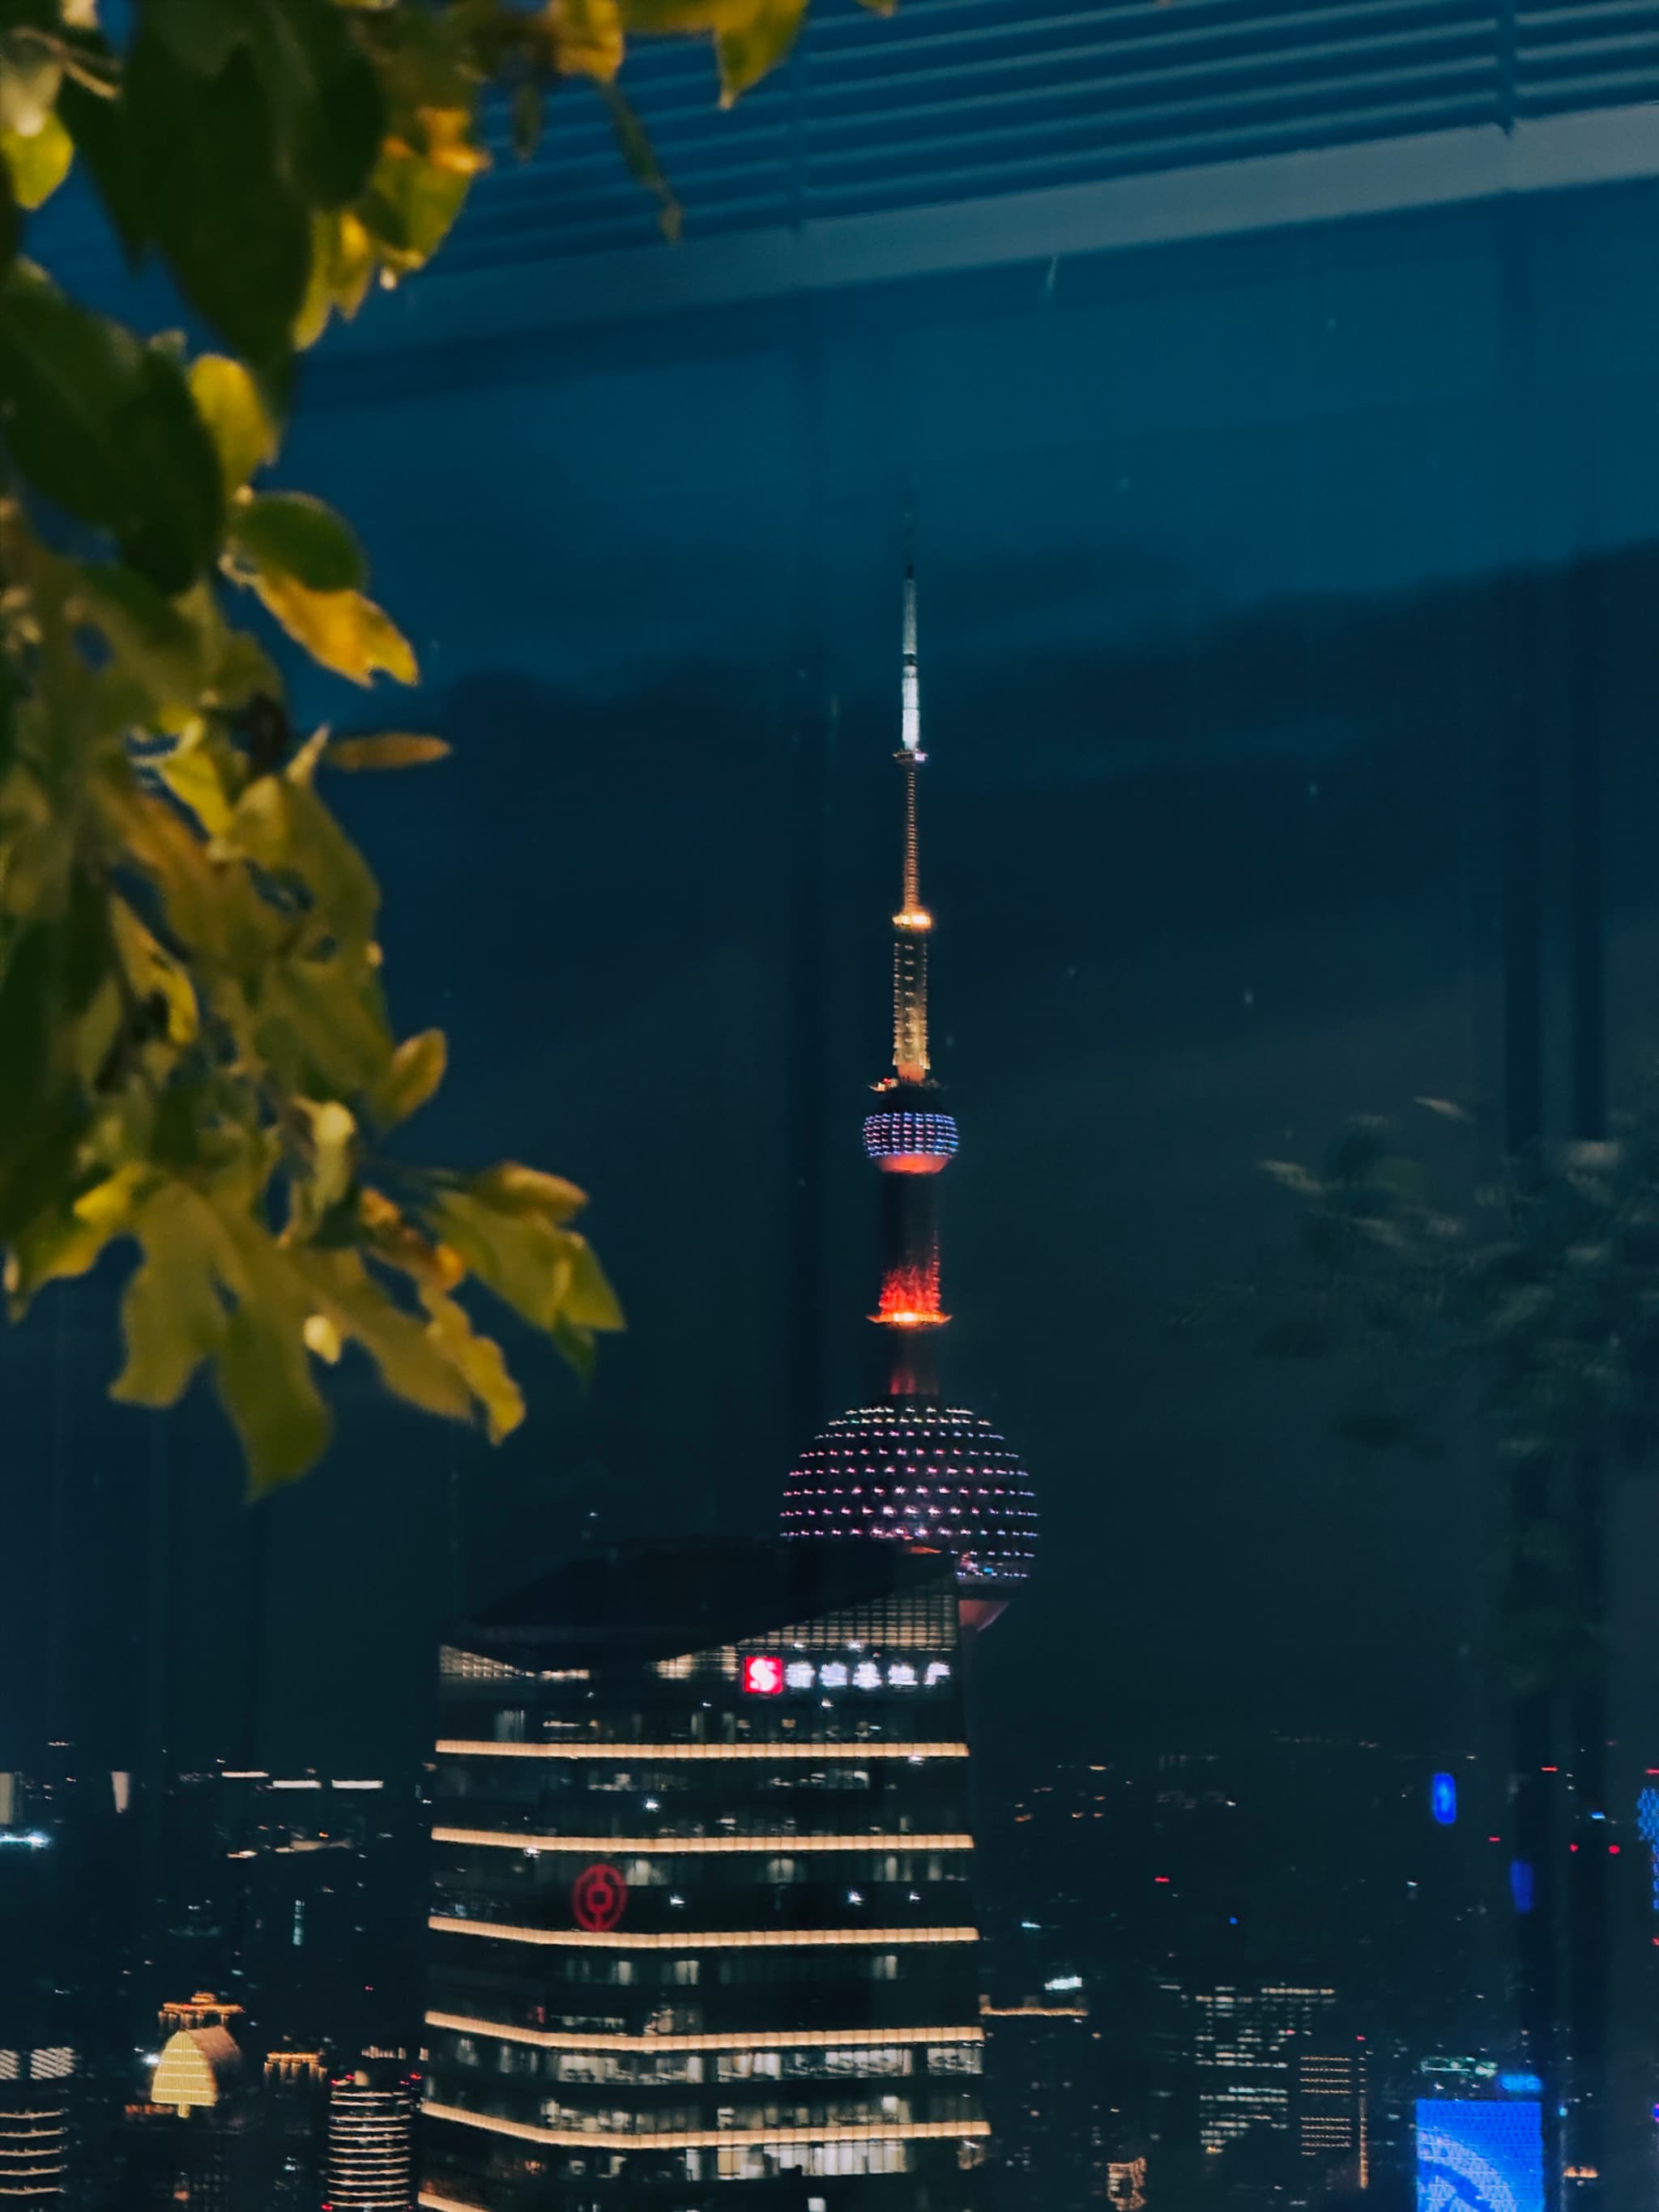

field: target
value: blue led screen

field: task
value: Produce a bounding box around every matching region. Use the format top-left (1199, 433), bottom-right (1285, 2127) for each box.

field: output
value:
top-left (1431, 1773), bottom-right (1457, 1826)
top-left (1416, 2099), bottom-right (1543, 2212)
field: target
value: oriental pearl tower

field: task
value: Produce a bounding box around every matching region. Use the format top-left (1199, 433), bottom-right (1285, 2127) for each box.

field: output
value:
top-left (779, 568), bottom-right (1038, 1629)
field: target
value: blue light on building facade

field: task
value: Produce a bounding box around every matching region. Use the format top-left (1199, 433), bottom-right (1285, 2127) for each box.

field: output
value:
top-left (1416, 2099), bottom-right (1544, 2212)
top-left (1431, 1772), bottom-right (1457, 1826)
top-left (1637, 1784), bottom-right (1659, 1910)
top-left (1509, 1859), bottom-right (1534, 1914)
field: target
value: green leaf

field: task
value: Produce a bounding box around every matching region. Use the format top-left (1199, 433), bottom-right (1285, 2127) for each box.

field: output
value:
top-left (324, 733), bottom-right (450, 772)
top-left (229, 492), bottom-right (365, 593)
top-left (249, 573), bottom-right (416, 687)
top-left (58, 70), bottom-right (147, 260)
top-left (714, 0), bottom-right (805, 102)
top-left (144, 0), bottom-right (254, 77)
top-left (251, 0), bottom-right (387, 209)
top-left (0, 266), bottom-right (225, 591)
top-left (72, 562), bottom-right (207, 710)
top-left (123, 32), bottom-right (310, 369)
top-left (2, 110), bottom-right (71, 209)
top-left (358, 142), bottom-right (471, 272)
top-left (597, 83), bottom-right (680, 241)
top-left (214, 1300), bottom-right (333, 1494)
top-left (373, 1027), bottom-right (446, 1127)
top-left (511, 79), bottom-right (544, 161)
top-left (188, 355), bottom-right (276, 493)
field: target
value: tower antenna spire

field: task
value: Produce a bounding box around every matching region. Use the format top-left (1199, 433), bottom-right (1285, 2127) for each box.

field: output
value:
top-left (892, 561), bottom-right (932, 1085)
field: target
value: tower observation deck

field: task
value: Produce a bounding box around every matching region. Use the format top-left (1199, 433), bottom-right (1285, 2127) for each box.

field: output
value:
top-left (779, 568), bottom-right (1038, 1628)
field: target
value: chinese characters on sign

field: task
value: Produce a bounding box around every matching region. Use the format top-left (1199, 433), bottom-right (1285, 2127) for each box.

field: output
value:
top-left (740, 1654), bottom-right (953, 1694)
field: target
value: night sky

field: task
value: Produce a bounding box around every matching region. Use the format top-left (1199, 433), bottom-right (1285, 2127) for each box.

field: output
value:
top-left (8, 175), bottom-right (1659, 1811)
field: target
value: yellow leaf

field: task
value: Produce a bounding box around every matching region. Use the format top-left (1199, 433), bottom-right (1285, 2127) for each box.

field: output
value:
top-left (110, 896), bottom-right (199, 1047)
top-left (431, 1188), bottom-right (573, 1331)
top-left (548, 0), bottom-right (625, 79)
top-left (233, 773), bottom-right (380, 948)
top-left (301, 1311), bottom-right (343, 1362)
top-left (415, 104), bottom-right (491, 175)
top-left (152, 730), bottom-right (238, 840)
top-left (467, 1161), bottom-right (588, 1222)
top-left (325, 733), bottom-right (450, 772)
top-left (112, 1187), bottom-right (227, 1407)
top-left (420, 1285), bottom-right (525, 1443)
top-left (2, 111), bottom-right (71, 208)
top-left (295, 1097), bottom-right (357, 1210)
top-left (189, 356), bottom-right (277, 493)
top-left (215, 1304), bottom-right (334, 1494)
top-left (561, 1232), bottom-right (625, 1332)
top-left (5, 1161), bottom-right (152, 1309)
top-left (374, 1028), bottom-right (447, 1128)
top-left (250, 573), bottom-right (417, 688)
top-left (292, 1248), bottom-right (474, 1421)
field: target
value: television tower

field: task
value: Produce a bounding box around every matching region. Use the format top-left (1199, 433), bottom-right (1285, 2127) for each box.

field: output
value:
top-left (779, 565), bottom-right (1038, 1627)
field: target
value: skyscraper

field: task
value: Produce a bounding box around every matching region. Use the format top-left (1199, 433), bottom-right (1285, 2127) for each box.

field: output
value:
top-left (779, 570), bottom-right (1038, 1627)
top-left (0, 2043), bottom-right (74, 2208)
top-left (420, 1540), bottom-right (987, 2210)
top-left (325, 2059), bottom-right (418, 2212)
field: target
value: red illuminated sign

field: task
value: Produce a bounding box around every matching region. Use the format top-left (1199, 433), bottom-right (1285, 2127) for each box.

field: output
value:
top-left (572, 1863), bottom-right (627, 1933)
top-left (742, 1655), bottom-right (784, 1696)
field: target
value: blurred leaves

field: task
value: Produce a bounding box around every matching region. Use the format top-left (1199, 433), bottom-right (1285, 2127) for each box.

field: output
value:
top-left (1257, 1097), bottom-right (1659, 1688)
top-left (0, 0), bottom-right (858, 1492)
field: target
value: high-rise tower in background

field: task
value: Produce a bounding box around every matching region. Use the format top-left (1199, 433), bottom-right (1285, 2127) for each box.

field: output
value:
top-left (780, 568), bottom-right (1038, 1627)
top-left (420, 1541), bottom-right (987, 2211)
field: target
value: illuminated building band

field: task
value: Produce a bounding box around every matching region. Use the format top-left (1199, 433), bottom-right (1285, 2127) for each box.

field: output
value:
top-left (434, 1738), bottom-right (969, 1761)
top-left (424, 2013), bottom-right (983, 2054)
top-left (432, 1827), bottom-right (975, 1854)
top-left (429, 1918), bottom-right (979, 1950)
top-left (421, 2102), bottom-right (991, 2152)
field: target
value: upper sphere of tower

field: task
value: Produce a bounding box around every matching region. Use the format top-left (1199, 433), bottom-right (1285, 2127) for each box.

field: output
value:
top-left (864, 1106), bottom-right (959, 1174)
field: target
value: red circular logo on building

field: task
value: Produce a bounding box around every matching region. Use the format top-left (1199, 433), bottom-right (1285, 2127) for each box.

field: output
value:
top-left (572, 1862), bottom-right (627, 1933)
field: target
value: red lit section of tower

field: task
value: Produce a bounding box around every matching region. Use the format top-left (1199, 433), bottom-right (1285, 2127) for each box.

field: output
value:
top-left (781, 567), bottom-right (1038, 1622)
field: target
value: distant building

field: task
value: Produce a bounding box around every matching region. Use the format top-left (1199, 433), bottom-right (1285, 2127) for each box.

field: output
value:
top-left (422, 1538), bottom-right (987, 2210)
top-left (1186, 1983), bottom-right (1338, 2155)
top-left (262, 2046), bottom-right (328, 2210)
top-left (981, 1993), bottom-right (1118, 2212)
top-left (1291, 2045), bottom-right (1368, 2192)
top-left (0, 2043), bottom-right (75, 2207)
top-left (324, 2058), bottom-right (418, 2211)
top-left (147, 1767), bottom-right (417, 2054)
top-left (126, 1993), bottom-right (258, 2208)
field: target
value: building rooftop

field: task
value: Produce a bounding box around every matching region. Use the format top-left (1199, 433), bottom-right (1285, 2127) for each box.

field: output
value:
top-left (458, 1536), bottom-right (957, 1667)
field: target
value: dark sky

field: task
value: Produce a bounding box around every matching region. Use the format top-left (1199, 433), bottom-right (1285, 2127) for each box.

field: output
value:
top-left (7, 178), bottom-right (1659, 1802)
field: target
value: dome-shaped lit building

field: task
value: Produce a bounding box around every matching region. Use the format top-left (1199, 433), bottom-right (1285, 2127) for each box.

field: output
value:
top-left (780, 568), bottom-right (1038, 1627)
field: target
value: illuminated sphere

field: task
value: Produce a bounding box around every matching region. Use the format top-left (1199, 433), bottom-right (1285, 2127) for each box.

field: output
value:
top-left (862, 1108), bottom-right (960, 1174)
top-left (779, 1399), bottom-right (1038, 1594)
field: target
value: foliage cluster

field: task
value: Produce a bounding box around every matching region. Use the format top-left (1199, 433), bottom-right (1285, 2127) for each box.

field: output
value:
top-left (1261, 1103), bottom-right (1659, 1688)
top-left (0, 0), bottom-right (842, 1490)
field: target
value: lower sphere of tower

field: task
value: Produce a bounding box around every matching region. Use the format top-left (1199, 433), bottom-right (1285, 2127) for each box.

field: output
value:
top-left (778, 1399), bottom-right (1038, 1591)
